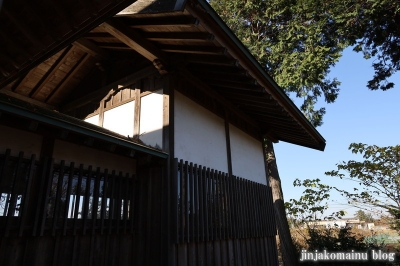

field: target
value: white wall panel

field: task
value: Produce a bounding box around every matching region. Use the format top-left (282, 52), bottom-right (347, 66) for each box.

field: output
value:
top-left (174, 91), bottom-right (228, 172)
top-left (84, 114), bottom-right (99, 126)
top-left (229, 124), bottom-right (267, 185)
top-left (139, 90), bottom-right (163, 149)
top-left (103, 101), bottom-right (135, 137)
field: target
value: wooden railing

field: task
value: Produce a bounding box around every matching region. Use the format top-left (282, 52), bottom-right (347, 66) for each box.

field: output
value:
top-left (0, 149), bottom-right (137, 237)
top-left (173, 158), bottom-right (276, 243)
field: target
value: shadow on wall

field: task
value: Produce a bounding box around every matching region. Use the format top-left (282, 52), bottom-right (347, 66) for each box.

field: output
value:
top-left (138, 128), bottom-right (162, 150)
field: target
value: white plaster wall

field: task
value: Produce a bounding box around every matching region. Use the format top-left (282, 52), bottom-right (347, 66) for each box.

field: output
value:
top-left (229, 124), bottom-right (267, 185)
top-left (103, 101), bottom-right (135, 137)
top-left (174, 91), bottom-right (228, 172)
top-left (53, 140), bottom-right (136, 174)
top-left (139, 90), bottom-right (163, 149)
top-left (84, 114), bottom-right (99, 126)
top-left (0, 125), bottom-right (42, 158)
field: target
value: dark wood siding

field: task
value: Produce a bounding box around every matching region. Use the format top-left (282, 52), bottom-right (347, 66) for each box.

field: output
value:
top-left (172, 158), bottom-right (278, 266)
top-left (0, 148), bottom-right (167, 266)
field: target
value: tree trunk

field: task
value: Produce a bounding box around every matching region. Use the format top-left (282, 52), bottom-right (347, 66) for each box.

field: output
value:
top-left (265, 139), bottom-right (298, 266)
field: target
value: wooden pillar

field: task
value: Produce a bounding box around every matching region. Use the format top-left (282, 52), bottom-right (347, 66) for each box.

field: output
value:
top-left (134, 81), bottom-right (141, 137)
top-left (162, 73), bottom-right (176, 266)
top-left (224, 110), bottom-right (233, 177)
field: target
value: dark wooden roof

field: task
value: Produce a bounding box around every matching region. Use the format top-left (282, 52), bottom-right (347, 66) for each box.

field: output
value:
top-left (0, 0), bottom-right (326, 151)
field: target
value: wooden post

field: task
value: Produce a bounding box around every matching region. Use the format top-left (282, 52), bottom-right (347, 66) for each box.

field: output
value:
top-left (162, 73), bottom-right (176, 266)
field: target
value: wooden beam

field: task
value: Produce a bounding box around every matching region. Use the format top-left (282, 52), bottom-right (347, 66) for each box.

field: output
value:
top-left (12, 68), bottom-right (37, 93)
top-left (10, 75), bottom-right (26, 92)
top-left (184, 54), bottom-right (238, 66)
top-left (72, 38), bottom-right (110, 61)
top-left (186, 3), bottom-right (325, 148)
top-left (244, 110), bottom-right (293, 121)
top-left (202, 78), bottom-right (263, 92)
top-left (216, 90), bottom-right (274, 102)
top-left (0, 89), bottom-right (55, 110)
top-left (187, 64), bottom-right (247, 75)
top-left (97, 43), bottom-right (131, 50)
top-left (196, 71), bottom-right (255, 84)
top-left (29, 46), bottom-right (75, 98)
top-left (102, 18), bottom-right (169, 70)
top-left (234, 102), bottom-right (284, 113)
top-left (125, 16), bottom-right (199, 28)
top-left (45, 54), bottom-right (91, 103)
top-left (142, 32), bottom-right (214, 41)
top-left (262, 132), bottom-right (279, 144)
top-left (177, 67), bottom-right (260, 129)
top-left (160, 45), bottom-right (226, 55)
top-left (84, 32), bottom-right (116, 40)
top-left (61, 65), bottom-right (159, 111)
top-left (133, 82), bottom-right (141, 137)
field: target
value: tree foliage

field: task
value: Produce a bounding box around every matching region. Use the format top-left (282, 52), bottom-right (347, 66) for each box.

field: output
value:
top-left (355, 210), bottom-right (375, 223)
top-left (210, 0), bottom-right (400, 126)
top-left (326, 143), bottom-right (400, 230)
top-left (285, 178), bottom-right (344, 222)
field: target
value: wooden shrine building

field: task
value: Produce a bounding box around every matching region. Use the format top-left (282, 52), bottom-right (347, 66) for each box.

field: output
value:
top-left (0, 0), bottom-right (326, 265)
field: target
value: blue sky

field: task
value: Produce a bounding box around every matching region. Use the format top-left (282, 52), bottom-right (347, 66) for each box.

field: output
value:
top-left (274, 47), bottom-right (400, 218)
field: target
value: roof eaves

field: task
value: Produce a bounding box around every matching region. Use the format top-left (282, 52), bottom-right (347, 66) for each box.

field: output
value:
top-left (194, 0), bottom-right (326, 151)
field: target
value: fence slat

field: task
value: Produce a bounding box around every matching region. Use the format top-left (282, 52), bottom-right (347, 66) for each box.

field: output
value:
top-left (209, 168), bottom-right (214, 241)
top-left (108, 170), bottom-right (116, 234)
top-left (124, 173), bottom-right (130, 234)
top-left (173, 159), bottom-right (178, 242)
top-left (82, 166), bottom-right (93, 235)
top-left (39, 159), bottom-right (54, 236)
top-left (18, 154), bottom-right (36, 236)
top-left (130, 175), bottom-right (137, 234)
top-left (101, 169), bottom-right (109, 234)
top-left (179, 159), bottom-right (184, 243)
top-left (189, 162), bottom-right (194, 242)
top-left (73, 164), bottom-right (84, 235)
top-left (63, 162), bottom-right (75, 236)
top-left (184, 161), bottom-right (189, 243)
top-left (92, 167), bottom-right (101, 235)
top-left (193, 164), bottom-right (199, 243)
top-left (116, 171), bottom-right (123, 234)
top-left (172, 158), bottom-right (277, 242)
top-left (199, 165), bottom-right (205, 242)
top-left (52, 160), bottom-right (66, 236)
top-left (204, 167), bottom-right (211, 241)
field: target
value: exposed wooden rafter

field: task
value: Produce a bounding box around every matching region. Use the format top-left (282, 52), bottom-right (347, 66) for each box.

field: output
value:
top-left (142, 32), bottom-right (214, 41)
top-left (160, 45), bottom-right (226, 55)
top-left (125, 16), bottom-right (199, 28)
top-left (72, 38), bottom-right (110, 61)
top-left (84, 32), bottom-right (116, 40)
top-left (102, 18), bottom-right (169, 75)
top-left (203, 78), bottom-right (263, 92)
top-left (177, 67), bottom-right (260, 130)
top-left (29, 46), bottom-right (75, 98)
top-left (45, 54), bottom-right (91, 103)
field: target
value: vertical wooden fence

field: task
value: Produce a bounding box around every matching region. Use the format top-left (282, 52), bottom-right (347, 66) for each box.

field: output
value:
top-left (0, 149), bottom-right (137, 237)
top-left (172, 158), bottom-right (279, 266)
top-left (0, 148), bottom-right (166, 266)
